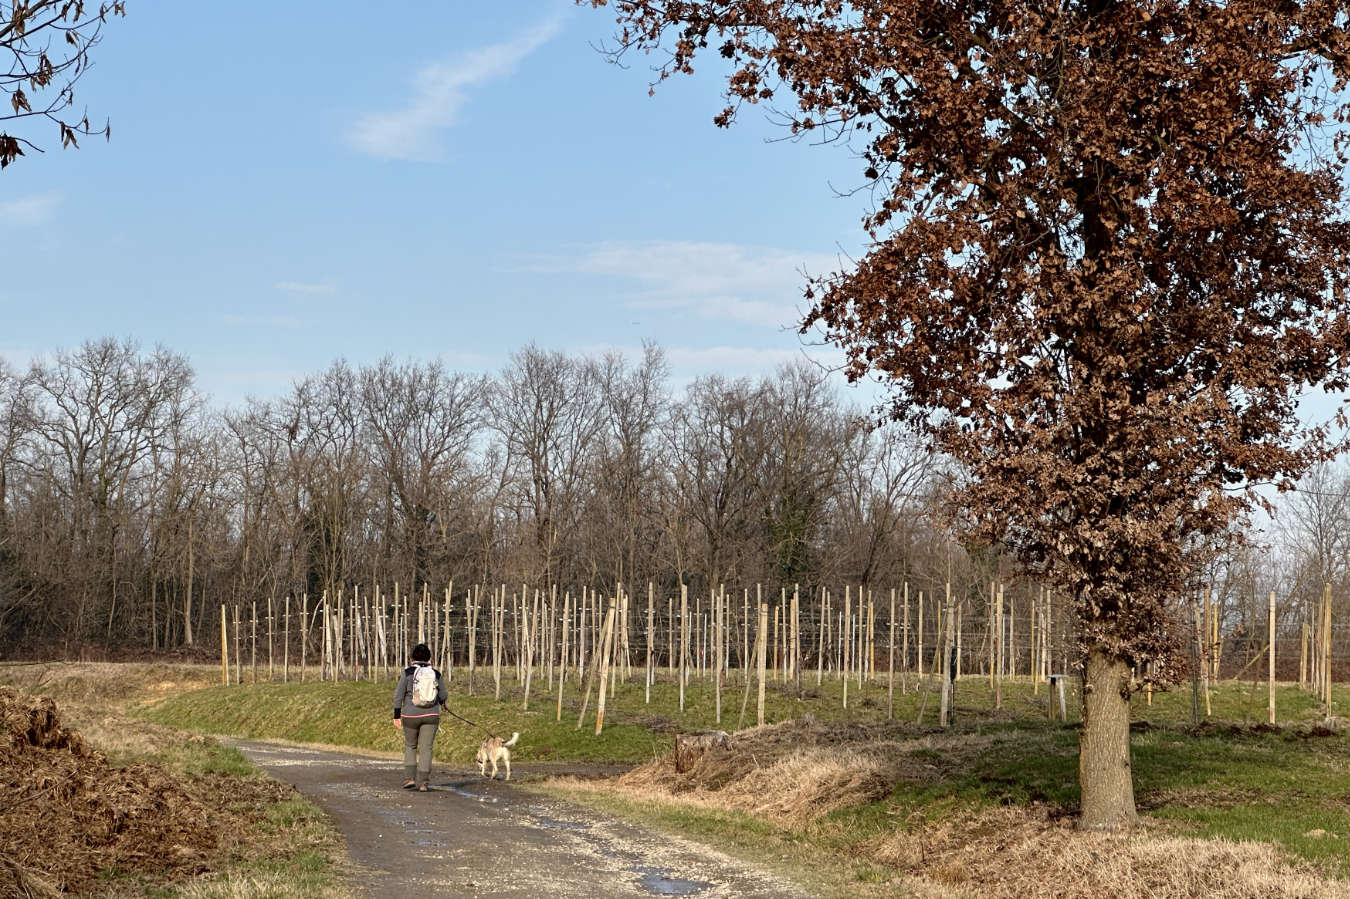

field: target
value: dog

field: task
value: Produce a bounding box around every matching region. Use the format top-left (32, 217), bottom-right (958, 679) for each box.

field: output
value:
top-left (476, 731), bottom-right (520, 781)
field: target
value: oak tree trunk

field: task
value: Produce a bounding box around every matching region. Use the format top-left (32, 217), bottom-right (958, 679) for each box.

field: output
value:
top-left (1079, 647), bottom-right (1138, 830)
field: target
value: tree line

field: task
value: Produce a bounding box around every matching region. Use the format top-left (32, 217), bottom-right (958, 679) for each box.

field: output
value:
top-left (0, 337), bottom-right (955, 653)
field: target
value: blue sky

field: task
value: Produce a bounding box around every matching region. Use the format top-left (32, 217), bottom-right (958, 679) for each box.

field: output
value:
top-left (0, 1), bottom-right (878, 407)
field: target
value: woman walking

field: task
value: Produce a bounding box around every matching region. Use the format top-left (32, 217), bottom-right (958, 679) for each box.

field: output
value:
top-left (393, 643), bottom-right (448, 791)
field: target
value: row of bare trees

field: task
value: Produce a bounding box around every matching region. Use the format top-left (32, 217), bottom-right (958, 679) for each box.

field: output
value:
top-left (4, 339), bottom-right (1346, 676)
top-left (0, 338), bottom-right (951, 653)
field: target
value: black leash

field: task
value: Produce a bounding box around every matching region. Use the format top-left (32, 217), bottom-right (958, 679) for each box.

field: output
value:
top-left (443, 706), bottom-right (498, 740)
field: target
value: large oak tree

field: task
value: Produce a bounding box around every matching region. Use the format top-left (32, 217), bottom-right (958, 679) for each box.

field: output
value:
top-left (582, 0), bottom-right (1350, 828)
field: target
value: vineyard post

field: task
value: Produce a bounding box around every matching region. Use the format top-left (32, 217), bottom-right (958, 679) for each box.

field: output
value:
top-left (902, 583), bottom-right (910, 687)
top-left (1323, 583), bottom-right (1332, 717)
top-left (467, 586), bottom-right (478, 695)
top-left (955, 598), bottom-right (963, 681)
top-left (888, 587), bottom-right (896, 719)
top-left (234, 603), bottom-right (242, 685)
top-left (744, 588), bottom-right (751, 685)
top-left (679, 582), bottom-right (688, 712)
top-left (522, 589), bottom-right (539, 711)
top-left (220, 604), bottom-right (228, 685)
top-left (867, 591), bottom-right (875, 685)
top-left (940, 582), bottom-right (953, 727)
top-left (917, 590), bottom-right (925, 679)
top-left (493, 585), bottom-right (503, 701)
top-left (988, 581), bottom-right (996, 687)
top-left (267, 595), bottom-right (274, 681)
top-left (995, 583), bottom-right (1003, 711)
top-left (714, 586), bottom-right (723, 723)
top-left (772, 597), bottom-right (781, 683)
top-left (757, 599), bottom-right (768, 727)
top-left (1300, 619), bottom-right (1308, 689)
top-left (1269, 589), bottom-right (1276, 725)
top-left (575, 595), bottom-right (606, 729)
top-left (791, 584), bottom-right (801, 689)
top-left (1031, 586), bottom-right (1039, 693)
top-left (646, 582), bottom-right (654, 704)
top-left (593, 600), bottom-right (619, 735)
top-left (1203, 585), bottom-right (1213, 683)
top-left (843, 586), bottom-right (851, 710)
top-left (300, 593), bottom-right (308, 683)
top-left (557, 591), bottom-right (570, 722)
top-left (816, 587), bottom-right (826, 687)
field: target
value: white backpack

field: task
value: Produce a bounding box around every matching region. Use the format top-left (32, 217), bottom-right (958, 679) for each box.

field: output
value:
top-left (410, 665), bottom-right (438, 708)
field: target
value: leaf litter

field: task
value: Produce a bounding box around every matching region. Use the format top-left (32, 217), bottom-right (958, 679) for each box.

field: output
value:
top-left (0, 687), bottom-right (237, 896)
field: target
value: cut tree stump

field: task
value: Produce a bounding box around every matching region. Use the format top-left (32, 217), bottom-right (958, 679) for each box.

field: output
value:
top-left (674, 730), bottom-right (731, 773)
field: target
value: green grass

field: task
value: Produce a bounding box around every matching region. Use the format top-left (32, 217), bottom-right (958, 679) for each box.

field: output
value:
top-left (140, 667), bottom-right (1350, 875)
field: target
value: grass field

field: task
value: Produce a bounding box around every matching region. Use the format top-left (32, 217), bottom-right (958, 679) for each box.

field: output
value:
top-left (9, 660), bottom-right (1350, 897)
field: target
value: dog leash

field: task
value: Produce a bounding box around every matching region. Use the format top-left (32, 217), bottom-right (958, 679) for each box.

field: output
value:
top-left (443, 707), bottom-right (499, 740)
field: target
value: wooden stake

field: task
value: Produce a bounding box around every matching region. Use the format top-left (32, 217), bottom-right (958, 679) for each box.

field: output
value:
top-left (902, 583), bottom-right (910, 682)
top-left (816, 587), bottom-right (826, 687)
top-left (557, 591), bottom-right (570, 722)
top-left (220, 604), bottom-right (228, 686)
top-left (843, 586), bottom-right (851, 710)
top-left (594, 600), bottom-right (619, 735)
top-left (1299, 617), bottom-right (1307, 690)
top-left (1323, 583), bottom-right (1333, 717)
top-left (917, 590), bottom-right (925, 679)
top-left (267, 595), bottom-right (274, 681)
top-left (300, 593), bottom-right (308, 682)
top-left (888, 587), bottom-right (896, 719)
top-left (679, 583), bottom-right (689, 711)
top-left (1268, 589), bottom-right (1276, 725)
top-left (284, 594), bottom-right (290, 683)
top-left (757, 599), bottom-right (768, 727)
top-left (646, 582), bottom-right (654, 704)
top-left (234, 603), bottom-right (241, 685)
top-left (522, 589), bottom-right (539, 711)
top-left (994, 583), bottom-right (1003, 710)
top-left (939, 581), bottom-right (953, 727)
top-left (714, 586), bottom-right (723, 723)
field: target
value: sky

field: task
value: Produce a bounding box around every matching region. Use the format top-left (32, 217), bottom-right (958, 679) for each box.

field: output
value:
top-left (0, 1), bottom-right (881, 409)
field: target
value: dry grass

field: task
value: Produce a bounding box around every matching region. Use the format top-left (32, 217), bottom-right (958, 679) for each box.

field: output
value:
top-left (870, 806), bottom-right (1342, 899)
top-left (550, 717), bottom-right (1350, 899)
top-left (610, 719), bottom-right (993, 826)
top-left (160, 869), bottom-right (357, 899)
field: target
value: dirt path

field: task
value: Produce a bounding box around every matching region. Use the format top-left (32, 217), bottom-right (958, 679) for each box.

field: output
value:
top-left (231, 741), bottom-right (813, 899)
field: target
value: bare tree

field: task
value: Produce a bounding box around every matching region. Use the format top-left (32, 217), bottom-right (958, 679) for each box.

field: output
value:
top-left (0, 1), bottom-right (125, 168)
top-left (490, 346), bottom-right (604, 586)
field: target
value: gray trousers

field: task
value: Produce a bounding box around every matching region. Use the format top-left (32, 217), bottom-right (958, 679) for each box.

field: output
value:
top-left (402, 717), bottom-right (439, 785)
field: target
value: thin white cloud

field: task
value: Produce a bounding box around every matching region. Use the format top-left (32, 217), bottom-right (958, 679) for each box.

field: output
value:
top-left (272, 280), bottom-right (336, 296)
top-left (528, 240), bottom-right (846, 328)
top-left (0, 192), bottom-right (59, 227)
top-left (348, 17), bottom-right (564, 162)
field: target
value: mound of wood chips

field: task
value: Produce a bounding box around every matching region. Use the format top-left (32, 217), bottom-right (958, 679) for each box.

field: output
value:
top-left (0, 687), bottom-right (221, 896)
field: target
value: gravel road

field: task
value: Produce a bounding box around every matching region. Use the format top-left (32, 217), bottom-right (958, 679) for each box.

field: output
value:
top-left (231, 741), bottom-right (812, 899)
